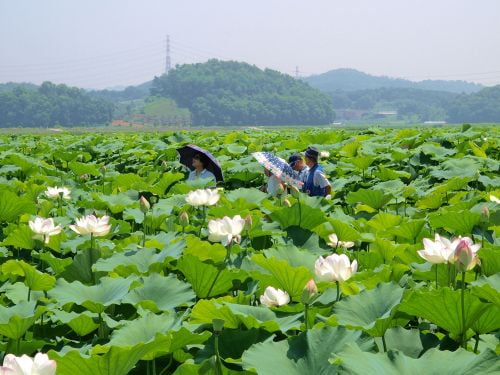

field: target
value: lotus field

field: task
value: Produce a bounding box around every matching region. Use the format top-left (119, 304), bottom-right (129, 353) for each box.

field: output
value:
top-left (0, 126), bottom-right (499, 375)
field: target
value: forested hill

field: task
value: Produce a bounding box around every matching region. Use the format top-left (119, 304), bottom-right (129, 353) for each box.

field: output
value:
top-left (0, 82), bottom-right (113, 127)
top-left (304, 68), bottom-right (483, 94)
top-left (150, 59), bottom-right (335, 125)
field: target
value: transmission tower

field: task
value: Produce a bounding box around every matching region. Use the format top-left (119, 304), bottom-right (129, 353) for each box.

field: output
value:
top-left (165, 35), bottom-right (171, 74)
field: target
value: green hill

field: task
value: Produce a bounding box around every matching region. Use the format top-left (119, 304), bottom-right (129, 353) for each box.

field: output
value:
top-left (304, 68), bottom-right (483, 94)
top-left (150, 59), bottom-right (335, 125)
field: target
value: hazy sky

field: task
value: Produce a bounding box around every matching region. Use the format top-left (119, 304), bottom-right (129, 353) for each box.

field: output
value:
top-left (1, 0), bottom-right (499, 89)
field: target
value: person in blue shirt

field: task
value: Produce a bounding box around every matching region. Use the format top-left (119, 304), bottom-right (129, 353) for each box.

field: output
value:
top-left (188, 153), bottom-right (216, 185)
top-left (302, 147), bottom-right (331, 197)
top-left (288, 153), bottom-right (309, 184)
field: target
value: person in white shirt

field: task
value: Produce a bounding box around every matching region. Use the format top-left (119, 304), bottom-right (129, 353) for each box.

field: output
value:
top-left (261, 168), bottom-right (284, 197)
top-left (188, 153), bottom-right (216, 186)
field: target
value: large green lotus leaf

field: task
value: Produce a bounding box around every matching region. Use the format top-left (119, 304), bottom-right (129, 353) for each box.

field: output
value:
top-left (346, 189), bottom-right (392, 210)
top-left (416, 191), bottom-right (446, 210)
top-left (429, 210), bottom-right (481, 236)
top-left (471, 304), bottom-right (500, 335)
top-left (263, 245), bottom-right (318, 272)
top-left (0, 301), bottom-right (43, 340)
top-left (94, 247), bottom-right (175, 275)
top-left (226, 144), bottom-right (247, 155)
top-left (270, 203), bottom-right (326, 230)
top-left (225, 188), bottom-right (268, 206)
top-left (347, 155), bottom-right (375, 170)
top-left (374, 166), bottom-right (411, 181)
top-left (150, 172), bottom-right (185, 196)
top-left (177, 255), bottom-right (246, 298)
top-left (51, 310), bottom-right (99, 336)
top-left (48, 277), bottom-right (134, 313)
top-left (0, 191), bottom-right (36, 222)
top-left (387, 219), bottom-right (425, 244)
top-left (367, 213), bottom-right (403, 234)
top-left (336, 344), bottom-right (499, 375)
top-left (95, 193), bottom-right (136, 214)
top-left (38, 252), bottom-right (72, 274)
top-left (242, 326), bottom-right (374, 375)
top-left (49, 342), bottom-right (157, 375)
top-left (1, 224), bottom-right (35, 250)
top-left (430, 157), bottom-right (481, 180)
top-left (113, 173), bottom-right (150, 191)
top-left (107, 310), bottom-right (182, 360)
top-left (478, 248), bottom-right (500, 276)
top-left (68, 160), bottom-right (101, 176)
top-left (318, 219), bottom-right (362, 242)
top-left (419, 143), bottom-right (455, 160)
top-left (382, 327), bottom-right (423, 358)
top-left (251, 254), bottom-right (313, 300)
top-left (1, 259), bottom-right (56, 291)
top-left (398, 288), bottom-right (490, 336)
top-left (334, 282), bottom-right (405, 336)
top-left (471, 274), bottom-right (500, 307)
top-left (123, 273), bottom-right (195, 312)
top-left (183, 236), bottom-right (227, 263)
top-left (190, 300), bottom-right (302, 333)
top-left (196, 328), bottom-right (271, 363)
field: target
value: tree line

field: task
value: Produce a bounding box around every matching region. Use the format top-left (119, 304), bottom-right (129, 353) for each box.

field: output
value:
top-left (0, 82), bottom-right (113, 127)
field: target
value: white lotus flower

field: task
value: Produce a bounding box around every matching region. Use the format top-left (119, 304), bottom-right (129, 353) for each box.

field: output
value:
top-left (185, 189), bottom-right (220, 207)
top-left (45, 186), bottom-right (71, 200)
top-left (207, 215), bottom-right (245, 246)
top-left (417, 234), bottom-right (455, 264)
top-left (490, 194), bottom-right (500, 204)
top-left (327, 233), bottom-right (354, 249)
top-left (260, 286), bottom-right (290, 307)
top-left (320, 151), bottom-right (330, 158)
top-left (1, 353), bottom-right (56, 375)
top-left (315, 253), bottom-right (358, 282)
top-left (28, 217), bottom-right (62, 244)
top-left (70, 215), bottom-right (111, 237)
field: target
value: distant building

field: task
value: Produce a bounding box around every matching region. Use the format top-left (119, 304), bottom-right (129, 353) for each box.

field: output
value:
top-left (424, 121), bottom-right (447, 125)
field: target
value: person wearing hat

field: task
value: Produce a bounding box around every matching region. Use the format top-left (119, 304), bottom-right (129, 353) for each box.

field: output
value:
top-left (303, 146), bottom-right (331, 197)
top-left (289, 153), bottom-right (309, 184)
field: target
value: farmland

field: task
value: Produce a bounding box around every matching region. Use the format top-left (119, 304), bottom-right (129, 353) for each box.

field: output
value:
top-left (0, 125), bottom-right (499, 374)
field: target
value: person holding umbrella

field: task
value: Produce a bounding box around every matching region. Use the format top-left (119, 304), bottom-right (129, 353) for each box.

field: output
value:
top-left (303, 146), bottom-right (331, 197)
top-left (189, 153), bottom-right (216, 184)
top-left (176, 145), bottom-right (224, 187)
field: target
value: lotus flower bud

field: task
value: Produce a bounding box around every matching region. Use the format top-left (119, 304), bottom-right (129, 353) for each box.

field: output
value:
top-left (139, 196), bottom-right (150, 213)
top-left (276, 183), bottom-right (285, 196)
top-left (481, 205), bottom-right (490, 220)
top-left (289, 185), bottom-right (300, 198)
top-left (179, 211), bottom-right (189, 227)
top-left (161, 160), bottom-right (168, 170)
top-left (454, 238), bottom-right (481, 272)
top-left (212, 318), bottom-right (225, 333)
top-left (282, 198), bottom-right (292, 207)
top-left (100, 165), bottom-right (107, 174)
top-left (301, 279), bottom-right (318, 304)
top-left (244, 214), bottom-right (253, 231)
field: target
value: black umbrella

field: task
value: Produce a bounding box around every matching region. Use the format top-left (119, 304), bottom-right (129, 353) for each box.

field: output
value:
top-left (176, 144), bottom-right (224, 182)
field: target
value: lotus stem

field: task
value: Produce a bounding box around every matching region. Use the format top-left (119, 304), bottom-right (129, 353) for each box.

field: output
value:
top-left (382, 334), bottom-right (387, 352)
top-left (473, 333), bottom-right (480, 353)
top-left (142, 212), bottom-right (147, 246)
top-left (90, 233), bottom-right (96, 285)
top-left (461, 272), bottom-right (467, 349)
top-left (214, 331), bottom-right (223, 375)
top-left (304, 303), bottom-right (309, 331)
top-left (198, 206), bottom-right (206, 238)
top-left (435, 264), bottom-right (438, 289)
top-left (336, 281), bottom-right (340, 302)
